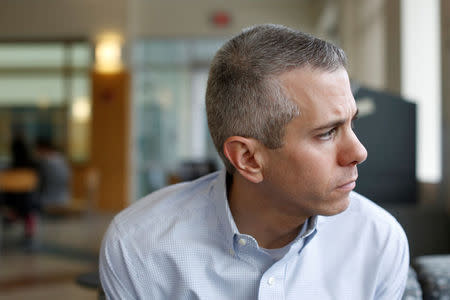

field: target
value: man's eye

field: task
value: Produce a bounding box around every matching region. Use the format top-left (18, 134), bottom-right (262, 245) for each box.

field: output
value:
top-left (318, 128), bottom-right (337, 140)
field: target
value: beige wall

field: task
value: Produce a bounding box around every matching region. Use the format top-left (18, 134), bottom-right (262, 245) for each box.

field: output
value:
top-left (0, 0), bottom-right (321, 70)
top-left (0, 0), bottom-right (319, 41)
top-left (0, 0), bottom-right (127, 40)
top-left (338, 0), bottom-right (400, 93)
top-left (130, 0), bottom-right (319, 38)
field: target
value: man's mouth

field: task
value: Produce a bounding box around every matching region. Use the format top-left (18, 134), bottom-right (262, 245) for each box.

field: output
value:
top-left (336, 177), bottom-right (357, 191)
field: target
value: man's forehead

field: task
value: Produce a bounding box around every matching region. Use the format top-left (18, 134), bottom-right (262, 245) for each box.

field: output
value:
top-left (279, 67), bottom-right (356, 125)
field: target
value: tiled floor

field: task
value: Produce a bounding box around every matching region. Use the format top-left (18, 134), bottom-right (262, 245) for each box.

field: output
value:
top-left (0, 282), bottom-right (97, 300)
top-left (0, 212), bottom-right (114, 299)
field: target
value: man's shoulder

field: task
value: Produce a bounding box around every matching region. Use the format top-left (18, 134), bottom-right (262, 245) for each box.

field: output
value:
top-left (347, 192), bottom-right (398, 221)
top-left (344, 193), bottom-right (409, 296)
top-left (320, 192), bottom-right (407, 242)
top-left (110, 171), bottom-right (221, 241)
top-left (345, 191), bottom-right (407, 239)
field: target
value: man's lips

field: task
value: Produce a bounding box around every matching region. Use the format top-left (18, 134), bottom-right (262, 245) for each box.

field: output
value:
top-left (336, 178), bottom-right (357, 191)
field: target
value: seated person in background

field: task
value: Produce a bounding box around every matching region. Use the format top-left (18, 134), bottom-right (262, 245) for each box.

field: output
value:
top-left (100, 24), bottom-right (409, 299)
top-left (35, 137), bottom-right (71, 209)
top-left (0, 133), bottom-right (39, 246)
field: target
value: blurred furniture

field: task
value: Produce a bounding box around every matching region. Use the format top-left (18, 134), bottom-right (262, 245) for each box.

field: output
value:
top-left (0, 168), bottom-right (38, 192)
top-left (76, 270), bottom-right (100, 289)
top-left (0, 168), bottom-right (39, 249)
top-left (413, 255), bottom-right (450, 299)
top-left (37, 145), bottom-right (71, 208)
top-left (76, 269), bottom-right (105, 300)
top-left (386, 206), bottom-right (450, 260)
top-left (404, 267), bottom-right (423, 299)
top-left (403, 255), bottom-right (450, 300)
top-left (45, 167), bottom-right (99, 217)
top-left (168, 159), bottom-right (218, 184)
top-left (354, 86), bottom-right (417, 204)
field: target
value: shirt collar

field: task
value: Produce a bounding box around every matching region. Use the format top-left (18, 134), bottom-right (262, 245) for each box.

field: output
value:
top-left (212, 169), bottom-right (240, 248)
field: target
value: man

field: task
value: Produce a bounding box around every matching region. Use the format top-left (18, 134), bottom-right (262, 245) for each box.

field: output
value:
top-left (100, 24), bottom-right (409, 299)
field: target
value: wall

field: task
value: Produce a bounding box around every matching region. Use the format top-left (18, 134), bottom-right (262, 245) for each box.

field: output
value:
top-left (130, 0), bottom-right (319, 39)
top-left (0, 0), bottom-right (319, 41)
top-left (91, 71), bottom-right (130, 211)
top-left (337, 0), bottom-right (400, 93)
top-left (0, 0), bottom-right (127, 40)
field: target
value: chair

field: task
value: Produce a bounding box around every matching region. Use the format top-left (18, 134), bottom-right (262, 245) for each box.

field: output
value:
top-left (413, 254), bottom-right (450, 299)
top-left (44, 167), bottom-right (99, 217)
top-left (76, 269), bottom-right (105, 300)
top-left (0, 168), bottom-right (39, 250)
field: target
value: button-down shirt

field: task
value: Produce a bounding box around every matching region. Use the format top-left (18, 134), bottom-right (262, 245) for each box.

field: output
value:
top-left (100, 170), bottom-right (409, 299)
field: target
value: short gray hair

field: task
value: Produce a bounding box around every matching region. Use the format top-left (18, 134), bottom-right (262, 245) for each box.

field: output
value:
top-left (206, 24), bottom-right (347, 173)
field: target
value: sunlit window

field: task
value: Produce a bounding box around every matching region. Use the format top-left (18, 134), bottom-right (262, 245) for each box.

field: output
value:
top-left (0, 42), bottom-right (92, 164)
top-left (401, 0), bottom-right (441, 183)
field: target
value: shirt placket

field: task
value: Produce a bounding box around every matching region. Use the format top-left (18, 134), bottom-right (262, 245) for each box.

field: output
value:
top-left (258, 262), bottom-right (286, 300)
top-left (257, 225), bottom-right (318, 300)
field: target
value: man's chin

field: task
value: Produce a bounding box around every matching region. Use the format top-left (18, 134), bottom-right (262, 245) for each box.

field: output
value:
top-left (319, 195), bottom-right (350, 216)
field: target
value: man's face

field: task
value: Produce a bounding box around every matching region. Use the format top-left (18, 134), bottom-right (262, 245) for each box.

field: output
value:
top-left (260, 67), bottom-right (367, 217)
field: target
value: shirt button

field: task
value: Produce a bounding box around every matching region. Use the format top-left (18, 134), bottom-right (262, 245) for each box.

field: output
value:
top-left (268, 277), bottom-right (275, 286)
top-left (238, 238), bottom-right (247, 246)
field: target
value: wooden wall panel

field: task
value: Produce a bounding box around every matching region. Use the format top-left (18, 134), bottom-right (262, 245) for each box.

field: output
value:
top-left (91, 71), bottom-right (130, 212)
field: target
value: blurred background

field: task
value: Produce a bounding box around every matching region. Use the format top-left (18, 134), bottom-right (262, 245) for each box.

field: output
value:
top-left (0, 0), bottom-right (449, 299)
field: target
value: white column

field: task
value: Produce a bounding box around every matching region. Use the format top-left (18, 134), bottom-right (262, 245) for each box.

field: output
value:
top-left (401, 0), bottom-right (441, 183)
top-left (190, 69), bottom-right (208, 159)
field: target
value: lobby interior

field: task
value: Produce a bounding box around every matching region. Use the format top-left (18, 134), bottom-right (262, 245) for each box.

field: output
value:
top-left (0, 0), bottom-right (449, 299)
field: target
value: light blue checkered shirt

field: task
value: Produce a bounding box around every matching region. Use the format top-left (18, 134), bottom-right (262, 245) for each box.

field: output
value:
top-left (100, 170), bottom-right (409, 299)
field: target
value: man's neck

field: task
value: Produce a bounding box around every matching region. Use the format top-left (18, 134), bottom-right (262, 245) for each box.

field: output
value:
top-left (227, 172), bottom-right (309, 249)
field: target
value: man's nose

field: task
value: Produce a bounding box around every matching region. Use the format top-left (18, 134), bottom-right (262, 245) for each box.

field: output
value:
top-left (338, 130), bottom-right (368, 166)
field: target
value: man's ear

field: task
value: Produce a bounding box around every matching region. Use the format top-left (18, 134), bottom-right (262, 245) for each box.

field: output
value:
top-left (223, 136), bottom-right (264, 183)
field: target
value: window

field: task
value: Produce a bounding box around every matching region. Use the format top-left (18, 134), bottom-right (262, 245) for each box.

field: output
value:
top-left (401, 0), bottom-right (441, 183)
top-left (0, 41), bottom-right (93, 164)
top-left (132, 39), bottom-right (224, 199)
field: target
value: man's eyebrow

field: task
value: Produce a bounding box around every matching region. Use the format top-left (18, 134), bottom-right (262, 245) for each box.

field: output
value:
top-left (312, 109), bottom-right (359, 131)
